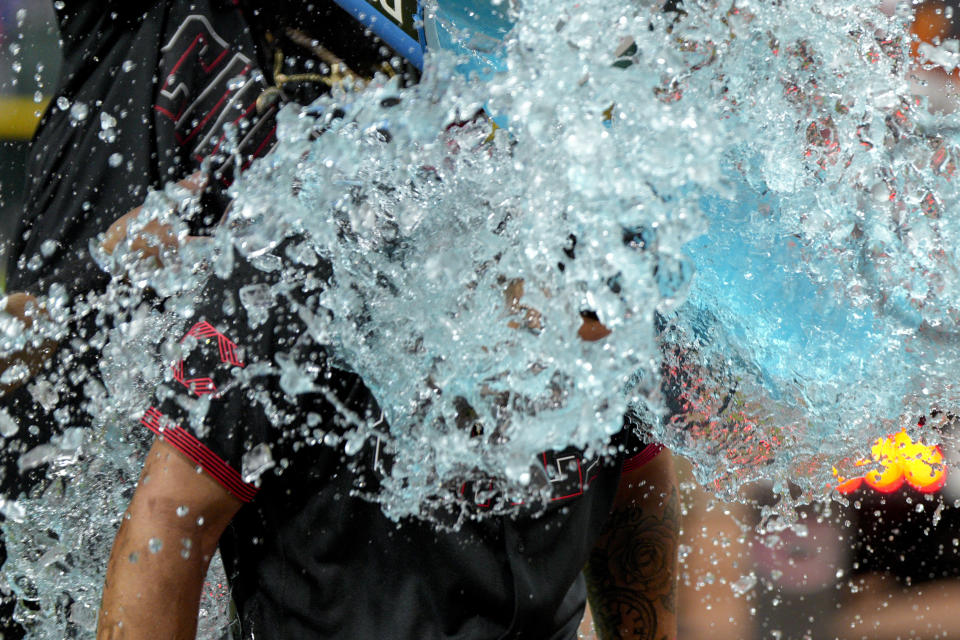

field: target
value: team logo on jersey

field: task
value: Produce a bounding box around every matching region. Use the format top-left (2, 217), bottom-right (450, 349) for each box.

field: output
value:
top-left (155, 14), bottom-right (276, 172)
top-left (171, 321), bottom-right (245, 398)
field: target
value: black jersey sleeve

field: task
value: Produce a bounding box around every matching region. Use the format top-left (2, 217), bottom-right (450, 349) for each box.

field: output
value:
top-left (140, 314), bottom-right (263, 502)
top-left (620, 407), bottom-right (664, 473)
top-left (139, 249), bottom-right (379, 502)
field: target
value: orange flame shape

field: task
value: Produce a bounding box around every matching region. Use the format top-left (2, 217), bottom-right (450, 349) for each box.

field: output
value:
top-left (833, 429), bottom-right (947, 495)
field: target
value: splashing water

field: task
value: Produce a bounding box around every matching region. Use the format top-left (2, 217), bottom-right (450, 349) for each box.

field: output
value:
top-left (7, 0), bottom-right (960, 635)
top-left (219, 0), bottom-right (960, 511)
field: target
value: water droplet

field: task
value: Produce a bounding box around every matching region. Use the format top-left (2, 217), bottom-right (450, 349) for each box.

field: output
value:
top-left (239, 284), bottom-right (275, 329)
top-left (0, 410), bottom-right (19, 438)
top-left (730, 573), bottom-right (756, 596)
top-left (227, 74), bottom-right (247, 91)
top-left (100, 112), bottom-right (117, 130)
top-left (241, 443), bottom-right (275, 484)
top-left (148, 538), bottom-right (163, 554)
top-left (69, 102), bottom-right (89, 123)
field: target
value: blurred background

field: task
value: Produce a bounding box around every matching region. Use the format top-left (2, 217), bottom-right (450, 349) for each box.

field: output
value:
top-left (677, 5), bottom-right (960, 638)
top-left (5, 1), bottom-right (960, 639)
top-left (0, 0), bottom-right (58, 292)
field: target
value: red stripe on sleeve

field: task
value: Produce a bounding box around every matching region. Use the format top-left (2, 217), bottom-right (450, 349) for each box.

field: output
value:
top-left (622, 443), bottom-right (665, 474)
top-left (140, 406), bottom-right (258, 502)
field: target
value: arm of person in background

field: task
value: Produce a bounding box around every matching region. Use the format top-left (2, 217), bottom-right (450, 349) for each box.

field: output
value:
top-left (99, 204), bottom-right (181, 265)
top-left (0, 292), bottom-right (57, 397)
top-left (584, 450), bottom-right (679, 640)
top-left (830, 573), bottom-right (960, 640)
top-left (97, 438), bottom-right (242, 640)
top-left (0, 173), bottom-right (211, 398)
top-left (99, 171), bottom-right (208, 266)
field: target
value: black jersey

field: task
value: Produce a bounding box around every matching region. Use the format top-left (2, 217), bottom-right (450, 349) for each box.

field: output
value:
top-left (141, 248), bottom-right (662, 640)
top-left (9, 3), bottom-right (665, 637)
top-left (7, 0), bottom-right (396, 297)
top-left (1, 0), bottom-right (403, 477)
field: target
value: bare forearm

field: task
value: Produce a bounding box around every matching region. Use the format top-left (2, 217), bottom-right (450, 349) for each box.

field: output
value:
top-left (98, 514), bottom-right (212, 639)
top-left (584, 452), bottom-right (679, 640)
top-left (98, 440), bottom-right (240, 640)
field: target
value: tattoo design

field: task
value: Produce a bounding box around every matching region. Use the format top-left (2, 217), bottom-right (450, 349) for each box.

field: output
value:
top-left (585, 484), bottom-right (680, 639)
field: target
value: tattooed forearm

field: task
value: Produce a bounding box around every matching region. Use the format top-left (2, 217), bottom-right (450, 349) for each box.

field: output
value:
top-left (585, 455), bottom-right (679, 640)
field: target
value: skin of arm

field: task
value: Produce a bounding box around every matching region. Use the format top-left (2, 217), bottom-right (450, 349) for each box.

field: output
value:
top-left (830, 573), bottom-right (960, 640)
top-left (97, 438), bottom-right (242, 640)
top-left (99, 204), bottom-right (179, 265)
top-left (100, 172), bottom-right (208, 266)
top-left (584, 449), bottom-right (679, 640)
top-left (674, 458), bottom-right (752, 640)
top-left (1, 173), bottom-right (209, 400)
top-left (0, 293), bottom-right (57, 397)
top-left (0, 208), bottom-right (183, 400)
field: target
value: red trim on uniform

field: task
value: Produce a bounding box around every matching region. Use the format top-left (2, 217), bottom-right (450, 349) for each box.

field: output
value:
top-left (140, 406), bottom-right (258, 502)
top-left (180, 76), bottom-right (247, 146)
top-left (209, 100), bottom-right (260, 159)
top-left (622, 443), bottom-right (664, 474)
top-left (183, 321), bottom-right (245, 368)
top-left (251, 124), bottom-right (277, 159)
top-left (162, 33), bottom-right (229, 90)
top-left (153, 104), bottom-right (181, 122)
top-left (186, 321), bottom-right (220, 339)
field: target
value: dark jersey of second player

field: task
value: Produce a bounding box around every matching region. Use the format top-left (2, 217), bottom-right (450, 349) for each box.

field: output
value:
top-left (7, 0), bottom-right (401, 297)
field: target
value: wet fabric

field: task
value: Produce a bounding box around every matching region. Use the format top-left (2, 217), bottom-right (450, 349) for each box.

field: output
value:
top-left (4, 2), bottom-right (663, 637)
top-left (4, 0), bottom-right (406, 446)
top-left (0, 2), bottom-right (404, 636)
top-left (10, 1), bottom-right (251, 295)
top-left (141, 247), bottom-right (660, 640)
top-left (6, 0), bottom-right (396, 298)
